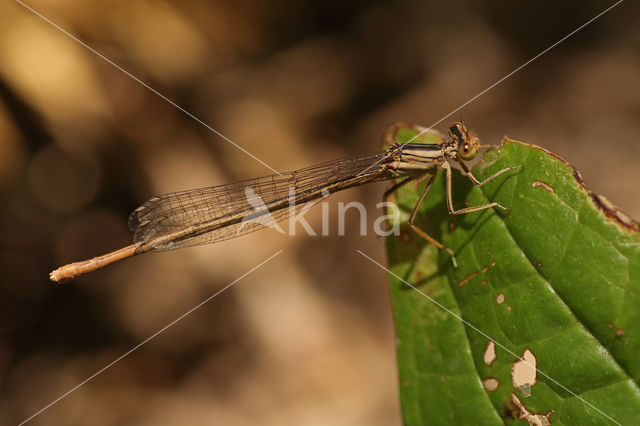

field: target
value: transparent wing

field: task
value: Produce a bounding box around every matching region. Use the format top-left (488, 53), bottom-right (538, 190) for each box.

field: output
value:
top-left (127, 153), bottom-right (390, 251)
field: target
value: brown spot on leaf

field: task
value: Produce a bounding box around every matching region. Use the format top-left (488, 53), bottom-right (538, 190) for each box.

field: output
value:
top-left (590, 193), bottom-right (640, 232)
top-left (534, 260), bottom-right (542, 267)
top-left (483, 377), bottom-right (500, 391)
top-left (509, 393), bottom-right (553, 426)
top-left (512, 349), bottom-right (537, 397)
top-left (491, 260), bottom-right (497, 267)
top-left (482, 280), bottom-right (488, 286)
top-left (483, 340), bottom-right (497, 366)
top-left (502, 138), bottom-right (640, 233)
top-left (449, 220), bottom-right (456, 232)
top-left (496, 293), bottom-right (505, 304)
top-left (457, 271), bottom-right (478, 287)
top-left (616, 328), bottom-right (624, 336)
top-left (532, 180), bottom-right (554, 193)
top-left (481, 265), bottom-right (489, 273)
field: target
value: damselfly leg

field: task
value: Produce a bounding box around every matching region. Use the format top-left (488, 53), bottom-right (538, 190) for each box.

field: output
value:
top-left (384, 160), bottom-right (522, 268)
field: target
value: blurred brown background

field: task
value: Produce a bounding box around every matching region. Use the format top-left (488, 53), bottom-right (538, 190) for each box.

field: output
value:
top-left (1, 1), bottom-right (639, 425)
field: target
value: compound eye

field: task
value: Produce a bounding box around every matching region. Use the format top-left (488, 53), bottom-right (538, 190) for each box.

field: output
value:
top-left (459, 142), bottom-right (477, 160)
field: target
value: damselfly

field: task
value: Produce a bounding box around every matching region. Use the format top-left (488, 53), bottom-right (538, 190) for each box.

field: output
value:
top-left (50, 122), bottom-right (520, 282)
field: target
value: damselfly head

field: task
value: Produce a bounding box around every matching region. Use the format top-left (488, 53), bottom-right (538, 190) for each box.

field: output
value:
top-left (449, 122), bottom-right (480, 161)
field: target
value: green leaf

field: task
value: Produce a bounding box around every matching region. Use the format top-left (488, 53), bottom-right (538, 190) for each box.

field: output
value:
top-left (384, 123), bottom-right (640, 425)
